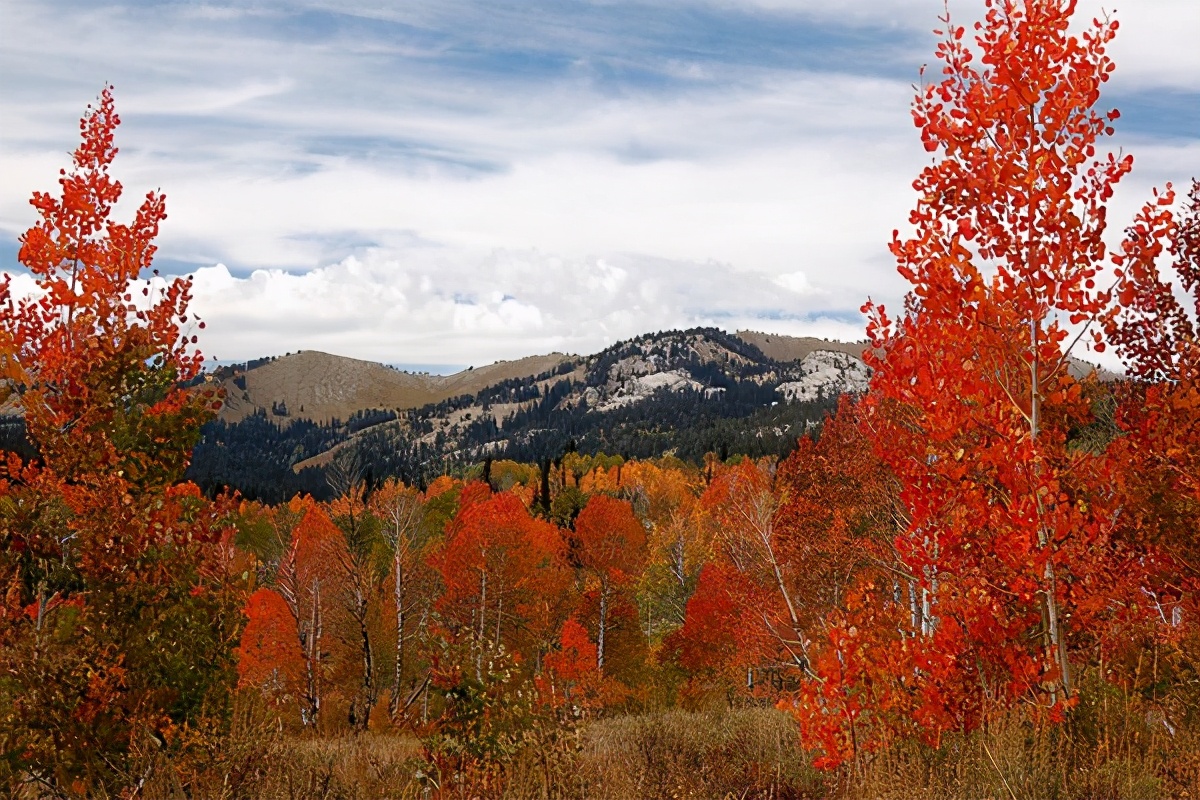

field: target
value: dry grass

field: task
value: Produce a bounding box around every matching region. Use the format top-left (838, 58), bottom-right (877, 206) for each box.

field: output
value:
top-left (254, 733), bottom-right (425, 800)
top-left (574, 707), bottom-right (824, 799)
top-left (132, 698), bottom-right (426, 800)
top-left (842, 686), bottom-right (1200, 800)
top-left (123, 683), bottom-right (1199, 800)
top-left (846, 718), bottom-right (1172, 800)
top-left (179, 732), bottom-right (424, 800)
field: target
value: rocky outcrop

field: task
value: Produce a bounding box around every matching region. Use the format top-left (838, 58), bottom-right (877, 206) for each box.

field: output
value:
top-left (776, 350), bottom-right (871, 403)
top-left (593, 369), bottom-right (705, 412)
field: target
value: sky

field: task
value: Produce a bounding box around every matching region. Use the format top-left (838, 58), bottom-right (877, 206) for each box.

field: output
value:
top-left (2, 0), bottom-right (1198, 370)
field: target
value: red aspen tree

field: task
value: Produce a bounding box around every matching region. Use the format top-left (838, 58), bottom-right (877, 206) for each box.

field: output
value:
top-left (1102, 181), bottom-right (1200, 666)
top-left (573, 494), bottom-right (647, 673)
top-left (859, 0), bottom-right (1174, 731)
top-left (432, 488), bottom-right (570, 679)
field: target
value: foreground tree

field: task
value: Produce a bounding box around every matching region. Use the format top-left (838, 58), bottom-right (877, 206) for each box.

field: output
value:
top-left (808, 0), bottom-right (1183, 758)
top-left (1, 87), bottom-right (211, 485)
top-left (1102, 179), bottom-right (1200, 690)
top-left (1105, 180), bottom-right (1199, 566)
top-left (0, 87), bottom-right (241, 794)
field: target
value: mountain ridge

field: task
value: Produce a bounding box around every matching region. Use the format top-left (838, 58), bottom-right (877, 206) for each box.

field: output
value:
top-left (212, 349), bottom-right (576, 425)
top-left (210, 329), bottom-right (1113, 432)
top-left (209, 331), bottom-right (875, 427)
top-left (186, 327), bottom-right (864, 500)
top-left (17, 325), bottom-right (1110, 503)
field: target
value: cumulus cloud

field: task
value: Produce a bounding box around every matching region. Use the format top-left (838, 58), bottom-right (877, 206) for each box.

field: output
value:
top-left (184, 250), bottom-right (868, 365)
top-left (775, 271), bottom-right (819, 295)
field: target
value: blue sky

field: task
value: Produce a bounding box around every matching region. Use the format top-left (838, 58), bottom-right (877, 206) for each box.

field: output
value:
top-left (2, 0), bottom-right (1197, 367)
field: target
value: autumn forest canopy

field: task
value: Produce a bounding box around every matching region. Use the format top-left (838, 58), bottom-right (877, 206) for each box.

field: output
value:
top-left (2, 1), bottom-right (1199, 798)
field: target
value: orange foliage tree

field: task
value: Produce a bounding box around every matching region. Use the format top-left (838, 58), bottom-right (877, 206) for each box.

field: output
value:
top-left (369, 478), bottom-right (439, 723)
top-left (2, 86), bottom-right (211, 487)
top-left (235, 497), bottom-right (346, 728)
top-left (541, 616), bottom-right (604, 711)
top-left (622, 459), bottom-right (707, 638)
top-left (431, 487), bottom-right (572, 681)
top-left (667, 562), bottom-right (768, 701)
top-left (324, 463), bottom-right (388, 731)
top-left (0, 87), bottom-right (241, 793)
top-left (573, 494), bottom-right (647, 674)
top-left (770, 400), bottom-right (918, 764)
top-left (775, 398), bottom-right (900, 626)
top-left (699, 458), bottom-right (813, 677)
top-left (235, 587), bottom-right (306, 707)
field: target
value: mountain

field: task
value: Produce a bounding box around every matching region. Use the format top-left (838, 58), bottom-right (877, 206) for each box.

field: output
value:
top-left (184, 327), bottom-right (1124, 502)
top-left (185, 328), bottom-right (877, 502)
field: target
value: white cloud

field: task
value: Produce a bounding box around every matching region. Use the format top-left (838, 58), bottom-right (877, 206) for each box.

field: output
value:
top-left (775, 270), bottom-right (818, 295)
top-left (1, 0), bottom-right (1196, 368)
top-left (1102, 0), bottom-right (1200, 92)
top-left (124, 79), bottom-right (297, 117)
top-left (180, 250), bottom-right (865, 364)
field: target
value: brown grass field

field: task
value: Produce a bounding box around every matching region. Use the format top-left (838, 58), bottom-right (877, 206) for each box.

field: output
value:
top-left (129, 692), bottom-right (1199, 800)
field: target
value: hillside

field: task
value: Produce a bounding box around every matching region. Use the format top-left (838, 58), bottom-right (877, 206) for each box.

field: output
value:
top-left (734, 331), bottom-right (868, 362)
top-left (215, 350), bottom-right (575, 425)
top-left (213, 332), bottom-right (875, 429)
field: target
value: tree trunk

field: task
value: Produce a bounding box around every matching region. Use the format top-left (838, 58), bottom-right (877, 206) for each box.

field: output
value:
top-left (390, 561), bottom-right (406, 721)
top-left (1029, 315), bottom-right (1072, 699)
top-left (495, 586), bottom-right (503, 649)
top-left (353, 594), bottom-right (374, 731)
top-left (303, 578), bottom-right (323, 728)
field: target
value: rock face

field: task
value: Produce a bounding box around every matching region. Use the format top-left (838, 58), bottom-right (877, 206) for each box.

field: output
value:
top-left (776, 350), bottom-right (871, 403)
top-left (563, 331), bottom-right (752, 412)
top-left (592, 369), bottom-right (705, 412)
top-left (567, 331), bottom-right (872, 413)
